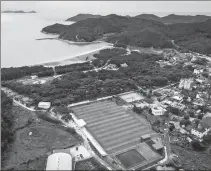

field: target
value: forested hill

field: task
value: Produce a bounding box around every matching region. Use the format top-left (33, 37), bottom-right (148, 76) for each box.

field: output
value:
top-left (42, 14), bottom-right (211, 55)
top-left (66, 13), bottom-right (211, 24)
top-left (135, 14), bottom-right (211, 24)
top-left (66, 14), bottom-right (102, 22)
top-left (161, 14), bottom-right (211, 24)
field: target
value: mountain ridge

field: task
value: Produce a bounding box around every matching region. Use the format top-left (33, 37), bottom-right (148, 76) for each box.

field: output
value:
top-left (42, 14), bottom-right (211, 55)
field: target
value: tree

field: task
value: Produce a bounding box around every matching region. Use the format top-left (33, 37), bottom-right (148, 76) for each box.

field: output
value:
top-left (149, 108), bottom-right (152, 114)
top-left (183, 96), bottom-right (188, 103)
top-left (198, 114), bottom-right (203, 119)
top-left (189, 110), bottom-right (195, 118)
top-left (61, 114), bottom-right (72, 122)
top-left (191, 140), bottom-right (206, 151)
top-left (54, 105), bottom-right (69, 115)
top-left (169, 124), bottom-right (175, 131)
top-left (194, 118), bottom-right (200, 126)
top-left (184, 114), bottom-right (190, 120)
top-left (1, 91), bottom-right (14, 165)
top-left (169, 107), bottom-right (180, 116)
top-left (180, 119), bottom-right (190, 127)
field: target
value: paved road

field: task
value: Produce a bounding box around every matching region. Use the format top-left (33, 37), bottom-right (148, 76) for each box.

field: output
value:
top-left (13, 99), bottom-right (36, 111)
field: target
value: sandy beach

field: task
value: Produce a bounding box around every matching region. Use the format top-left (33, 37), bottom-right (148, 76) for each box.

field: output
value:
top-left (42, 45), bottom-right (113, 67)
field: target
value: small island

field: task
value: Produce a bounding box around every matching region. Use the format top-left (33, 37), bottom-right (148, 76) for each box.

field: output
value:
top-left (2, 10), bottom-right (36, 13)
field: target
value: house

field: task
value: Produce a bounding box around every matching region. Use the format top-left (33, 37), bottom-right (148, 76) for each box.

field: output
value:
top-left (75, 119), bottom-right (86, 128)
top-left (46, 152), bottom-right (72, 170)
top-left (191, 123), bottom-right (210, 139)
top-left (178, 78), bottom-right (193, 90)
top-left (203, 112), bottom-right (211, 119)
top-left (152, 142), bottom-right (164, 151)
top-left (103, 64), bottom-right (118, 70)
top-left (171, 102), bottom-right (186, 110)
top-left (191, 128), bottom-right (210, 139)
top-left (31, 75), bottom-right (38, 79)
top-left (141, 134), bottom-right (151, 142)
top-left (179, 128), bottom-right (188, 134)
top-left (121, 63), bottom-right (128, 67)
top-left (193, 69), bottom-right (204, 75)
top-left (172, 95), bottom-right (183, 102)
top-left (134, 102), bottom-right (149, 108)
top-left (186, 137), bottom-right (193, 143)
top-left (193, 98), bottom-right (205, 106)
top-left (169, 121), bottom-right (180, 129)
top-left (38, 102), bottom-right (51, 109)
top-left (150, 104), bottom-right (166, 116)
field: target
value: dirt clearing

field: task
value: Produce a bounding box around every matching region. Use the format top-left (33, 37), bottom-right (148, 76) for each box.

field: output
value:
top-left (2, 106), bottom-right (79, 170)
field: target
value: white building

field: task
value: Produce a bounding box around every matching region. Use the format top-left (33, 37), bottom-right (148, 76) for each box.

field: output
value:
top-left (178, 78), bottom-right (193, 90)
top-left (191, 128), bottom-right (210, 139)
top-left (38, 102), bottom-right (51, 109)
top-left (75, 119), bottom-right (86, 128)
top-left (172, 95), bottom-right (183, 102)
top-left (31, 75), bottom-right (38, 79)
top-left (121, 63), bottom-right (128, 67)
top-left (150, 104), bottom-right (166, 116)
top-left (46, 153), bottom-right (72, 170)
top-left (103, 64), bottom-right (118, 70)
top-left (171, 102), bottom-right (186, 110)
top-left (194, 69), bottom-right (204, 75)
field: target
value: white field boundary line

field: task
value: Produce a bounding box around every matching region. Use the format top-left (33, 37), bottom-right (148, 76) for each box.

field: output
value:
top-left (13, 99), bottom-right (36, 111)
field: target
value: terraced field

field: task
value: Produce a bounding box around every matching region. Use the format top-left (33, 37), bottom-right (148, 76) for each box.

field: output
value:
top-left (71, 100), bottom-right (154, 154)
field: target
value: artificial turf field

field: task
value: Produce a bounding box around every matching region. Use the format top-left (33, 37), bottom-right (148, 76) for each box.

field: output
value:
top-left (71, 100), bottom-right (154, 154)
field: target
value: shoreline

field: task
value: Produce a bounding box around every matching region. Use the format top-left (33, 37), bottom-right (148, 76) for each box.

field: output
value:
top-left (40, 45), bottom-right (113, 67)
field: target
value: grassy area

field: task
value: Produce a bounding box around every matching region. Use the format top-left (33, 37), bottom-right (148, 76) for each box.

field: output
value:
top-left (171, 144), bottom-right (211, 170)
top-left (2, 106), bottom-right (79, 170)
top-left (75, 157), bottom-right (108, 170)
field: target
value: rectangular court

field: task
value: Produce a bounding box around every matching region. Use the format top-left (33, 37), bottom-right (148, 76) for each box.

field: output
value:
top-left (71, 100), bottom-right (155, 154)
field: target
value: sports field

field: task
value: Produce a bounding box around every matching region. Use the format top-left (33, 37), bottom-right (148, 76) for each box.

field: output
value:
top-left (71, 100), bottom-right (154, 154)
top-left (116, 149), bottom-right (146, 169)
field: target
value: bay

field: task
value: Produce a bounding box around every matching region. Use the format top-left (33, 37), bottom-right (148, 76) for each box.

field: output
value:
top-left (1, 13), bottom-right (111, 68)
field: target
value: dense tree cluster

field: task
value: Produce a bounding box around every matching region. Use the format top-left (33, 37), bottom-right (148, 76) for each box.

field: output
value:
top-left (1, 91), bottom-right (13, 162)
top-left (1, 65), bottom-right (54, 81)
top-left (2, 48), bottom-right (193, 106)
top-left (1, 62), bottom-right (93, 81)
top-left (55, 62), bottom-right (93, 75)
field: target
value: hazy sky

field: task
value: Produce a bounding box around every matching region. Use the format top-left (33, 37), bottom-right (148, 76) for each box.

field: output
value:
top-left (1, 1), bottom-right (211, 19)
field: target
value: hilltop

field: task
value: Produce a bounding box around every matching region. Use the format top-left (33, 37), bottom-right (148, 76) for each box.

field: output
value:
top-left (42, 14), bottom-right (211, 55)
top-left (66, 13), bottom-right (102, 22)
top-left (2, 10), bottom-right (36, 13)
top-left (162, 14), bottom-right (211, 24)
top-left (134, 14), bottom-right (211, 24)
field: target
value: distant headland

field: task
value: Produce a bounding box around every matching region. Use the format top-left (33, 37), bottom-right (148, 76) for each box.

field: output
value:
top-left (1, 10), bottom-right (36, 13)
